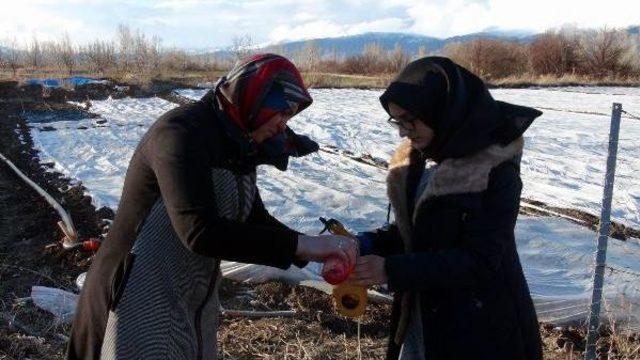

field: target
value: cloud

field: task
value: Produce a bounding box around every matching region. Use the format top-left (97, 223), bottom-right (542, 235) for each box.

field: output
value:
top-left (0, 0), bottom-right (638, 48)
top-left (269, 17), bottom-right (409, 43)
top-left (0, 2), bottom-right (87, 44)
top-left (402, 0), bottom-right (640, 37)
top-left (270, 21), bottom-right (345, 43)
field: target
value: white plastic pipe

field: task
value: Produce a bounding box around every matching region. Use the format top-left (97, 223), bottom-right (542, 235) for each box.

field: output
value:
top-left (0, 151), bottom-right (77, 246)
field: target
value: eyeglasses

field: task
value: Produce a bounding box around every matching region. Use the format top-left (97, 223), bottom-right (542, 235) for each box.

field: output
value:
top-left (387, 115), bottom-right (417, 131)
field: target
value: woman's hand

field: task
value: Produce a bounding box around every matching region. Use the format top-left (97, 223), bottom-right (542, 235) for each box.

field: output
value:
top-left (348, 255), bottom-right (388, 286)
top-left (296, 234), bottom-right (357, 265)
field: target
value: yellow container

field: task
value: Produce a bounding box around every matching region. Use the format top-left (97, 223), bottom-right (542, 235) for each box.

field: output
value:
top-left (333, 283), bottom-right (367, 318)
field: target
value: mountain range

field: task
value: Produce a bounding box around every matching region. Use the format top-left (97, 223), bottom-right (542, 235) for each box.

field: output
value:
top-left (258, 29), bottom-right (536, 58)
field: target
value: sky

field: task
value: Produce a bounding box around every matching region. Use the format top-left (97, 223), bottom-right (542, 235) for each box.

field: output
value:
top-left (1, 0), bottom-right (638, 49)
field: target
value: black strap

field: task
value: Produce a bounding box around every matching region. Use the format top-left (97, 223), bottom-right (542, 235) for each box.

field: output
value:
top-left (386, 203), bottom-right (392, 224)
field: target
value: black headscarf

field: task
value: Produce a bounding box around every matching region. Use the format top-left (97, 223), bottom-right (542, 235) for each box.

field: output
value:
top-left (380, 56), bottom-right (542, 163)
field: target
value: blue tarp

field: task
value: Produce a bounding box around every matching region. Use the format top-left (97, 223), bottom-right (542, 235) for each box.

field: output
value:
top-left (24, 77), bottom-right (109, 88)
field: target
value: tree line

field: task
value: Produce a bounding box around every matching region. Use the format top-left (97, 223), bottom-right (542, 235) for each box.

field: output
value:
top-left (1, 25), bottom-right (639, 83)
top-left (444, 27), bottom-right (640, 81)
top-left (0, 25), bottom-right (225, 79)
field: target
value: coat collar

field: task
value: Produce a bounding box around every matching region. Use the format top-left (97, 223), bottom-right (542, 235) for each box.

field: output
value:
top-left (386, 137), bottom-right (524, 251)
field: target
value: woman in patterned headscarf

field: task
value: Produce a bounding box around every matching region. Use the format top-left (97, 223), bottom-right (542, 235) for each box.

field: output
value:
top-left (66, 54), bottom-right (356, 360)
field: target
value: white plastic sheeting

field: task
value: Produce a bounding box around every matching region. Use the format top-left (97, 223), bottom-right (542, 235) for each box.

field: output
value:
top-left (26, 87), bottom-right (640, 329)
top-left (31, 286), bottom-right (78, 324)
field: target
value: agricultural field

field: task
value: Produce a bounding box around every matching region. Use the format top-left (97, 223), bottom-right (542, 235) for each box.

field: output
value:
top-left (1, 81), bottom-right (639, 359)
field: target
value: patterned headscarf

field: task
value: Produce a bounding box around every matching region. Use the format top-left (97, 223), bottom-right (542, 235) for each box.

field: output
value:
top-left (216, 53), bottom-right (313, 131)
top-left (213, 53), bottom-right (318, 171)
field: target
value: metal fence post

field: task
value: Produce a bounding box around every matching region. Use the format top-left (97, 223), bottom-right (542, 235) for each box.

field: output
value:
top-left (584, 103), bottom-right (623, 360)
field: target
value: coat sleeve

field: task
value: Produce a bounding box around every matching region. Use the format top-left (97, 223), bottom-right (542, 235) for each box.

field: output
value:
top-left (146, 123), bottom-right (299, 269)
top-left (246, 191), bottom-right (308, 268)
top-left (359, 224), bottom-right (404, 256)
top-left (384, 163), bottom-right (521, 292)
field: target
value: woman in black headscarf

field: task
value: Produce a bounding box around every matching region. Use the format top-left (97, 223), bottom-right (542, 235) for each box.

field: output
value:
top-left (349, 57), bottom-right (543, 359)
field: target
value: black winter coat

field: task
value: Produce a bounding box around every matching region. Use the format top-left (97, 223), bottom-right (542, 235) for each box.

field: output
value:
top-left (370, 138), bottom-right (543, 360)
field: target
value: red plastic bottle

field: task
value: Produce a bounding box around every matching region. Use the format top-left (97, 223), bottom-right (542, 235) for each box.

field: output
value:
top-left (322, 256), bottom-right (354, 285)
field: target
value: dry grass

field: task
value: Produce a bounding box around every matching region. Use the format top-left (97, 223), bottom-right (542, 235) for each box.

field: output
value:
top-left (0, 300), bottom-right (69, 359)
top-left (0, 68), bottom-right (390, 89)
top-left (303, 72), bottom-right (393, 89)
top-left (221, 282), bottom-right (640, 359)
top-left (1, 277), bottom-right (640, 359)
top-left (217, 281), bottom-right (390, 359)
top-left (0, 68), bottom-right (227, 89)
top-left (489, 73), bottom-right (640, 88)
top-left (3, 67), bottom-right (640, 90)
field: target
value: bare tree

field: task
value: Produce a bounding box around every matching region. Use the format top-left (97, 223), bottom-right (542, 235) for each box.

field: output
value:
top-left (192, 51), bottom-right (223, 72)
top-left (530, 31), bottom-right (579, 76)
top-left (625, 33), bottom-right (640, 76)
top-left (388, 43), bottom-right (409, 73)
top-left (148, 35), bottom-right (162, 75)
top-left (340, 42), bottom-right (389, 74)
top-left (40, 40), bottom-right (57, 70)
top-left (270, 44), bottom-right (287, 57)
top-left (5, 37), bottom-right (22, 78)
top-left (162, 48), bottom-right (191, 77)
top-left (330, 46), bottom-right (339, 63)
top-left (444, 38), bottom-right (528, 79)
top-left (361, 42), bottom-right (385, 73)
top-left (27, 35), bottom-right (42, 72)
top-left (0, 39), bottom-right (6, 74)
top-left (116, 23), bottom-right (134, 71)
top-left (132, 29), bottom-right (151, 73)
top-left (54, 33), bottom-right (76, 75)
top-left (578, 28), bottom-right (633, 77)
top-left (318, 46), bottom-right (340, 73)
top-left (443, 41), bottom-right (474, 73)
top-left (85, 40), bottom-right (116, 75)
top-left (417, 45), bottom-right (427, 59)
top-left (229, 35), bottom-right (254, 63)
top-left (301, 40), bottom-right (320, 72)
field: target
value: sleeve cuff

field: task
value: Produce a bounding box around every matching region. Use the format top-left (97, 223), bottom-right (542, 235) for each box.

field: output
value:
top-left (356, 232), bottom-right (376, 256)
top-left (273, 229), bottom-right (300, 269)
top-left (384, 253), bottom-right (422, 292)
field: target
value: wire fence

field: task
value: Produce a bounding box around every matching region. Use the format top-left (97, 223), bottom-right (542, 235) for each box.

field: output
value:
top-left (584, 103), bottom-right (640, 359)
top-left (621, 109), bottom-right (640, 121)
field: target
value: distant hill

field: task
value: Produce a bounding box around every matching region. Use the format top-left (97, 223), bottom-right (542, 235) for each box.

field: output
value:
top-left (444, 30), bottom-right (536, 46)
top-left (264, 32), bottom-right (445, 57)
top-left (213, 30), bottom-right (538, 60)
top-left (212, 25), bottom-right (640, 60)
